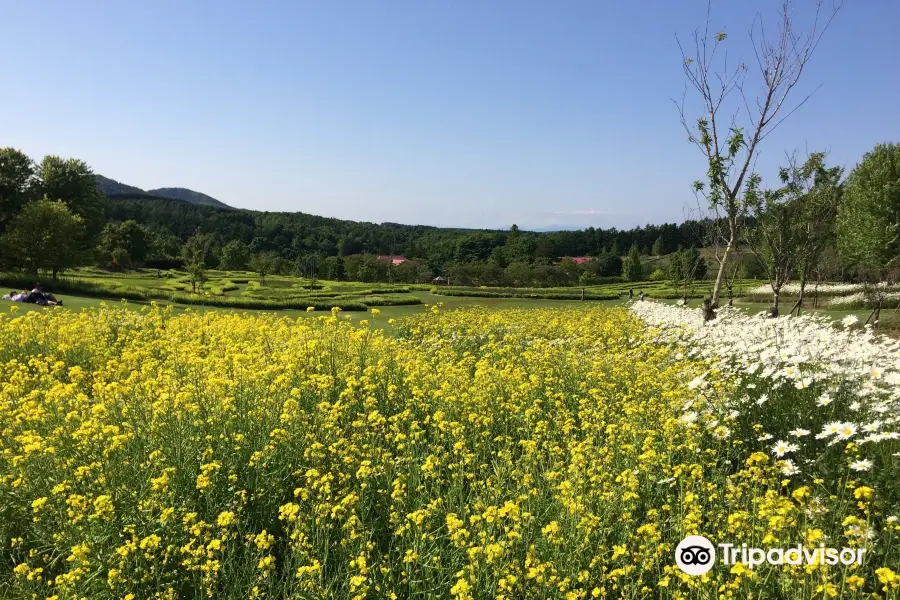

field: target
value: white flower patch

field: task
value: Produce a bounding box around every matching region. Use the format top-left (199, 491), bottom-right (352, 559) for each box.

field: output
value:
top-left (749, 282), bottom-right (900, 297)
top-left (630, 301), bottom-right (900, 474)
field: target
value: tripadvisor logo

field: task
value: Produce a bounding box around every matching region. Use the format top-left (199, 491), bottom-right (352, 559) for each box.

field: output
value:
top-left (674, 535), bottom-right (866, 575)
top-left (675, 536), bottom-right (716, 575)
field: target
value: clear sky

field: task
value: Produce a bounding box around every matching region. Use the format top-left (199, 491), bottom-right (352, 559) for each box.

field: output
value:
top-left (1, 1), bottom-right (897, 230)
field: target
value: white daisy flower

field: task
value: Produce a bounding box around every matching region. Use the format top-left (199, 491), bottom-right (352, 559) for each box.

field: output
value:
top-left (822, 421), bottom-right (843, 437)
top-left (836, 423), bottom-right (857, 440)
top-left (816, 393), bottom-right (833, 407)
top-left (789, 428), bottom-right (810, 438)
top-left (771, 440), bottom-right (799, 457)
top-left (781, 460), bottom-right (801, 476)
top-left (679, 412), bottom-right (697, 425)
top-left (841, 314), bottom-right (859, 327)
top-left (849, 459), bottom-right (872, 472)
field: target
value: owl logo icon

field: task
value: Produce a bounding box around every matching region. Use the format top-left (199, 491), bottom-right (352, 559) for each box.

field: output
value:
top-left (675, 535), bottom-right (716, 575)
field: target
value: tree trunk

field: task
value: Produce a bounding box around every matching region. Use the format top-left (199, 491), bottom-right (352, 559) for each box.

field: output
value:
top-left (769, 290), bottom-right (780, 318)
top-left (790, 274), bottom-right (806, 316)
top-left (52, 267), bottom-right (59, 281)
top-left (710, 231), bottom-right (734, 307)
top-left (581, 287), bottom-right (585, 301)
top-left (865, 297), bottom-right (885, 328)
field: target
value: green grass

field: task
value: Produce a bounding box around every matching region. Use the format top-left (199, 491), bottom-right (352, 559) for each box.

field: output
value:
top-left (5, 269), bottom-right (886, 333)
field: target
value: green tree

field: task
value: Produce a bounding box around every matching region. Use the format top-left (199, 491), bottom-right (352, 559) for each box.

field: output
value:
top-left (1, 198), bottom-right (85, 279)
top-left (785, 153), bottom-right (843, 314)
top-left (505, 261), bottom-right (533, 287)
top-left (35, 156), bottom-right (105, 238)
top-left (592, 251), bottom-right (622, 277)
top-left (746, 153), bottom-right (841, 316)
top-left (651, 236), bottom-right (664, 257)
top-left (249, 252), bottom-right (278, 284)
top-left (622, 245), bottom-right (644, 282)
top-left (836, 143), bottom-right (900, 272)
top-left (180, 232), bottom-right (218, 267)
top-left (668, 246), bottom-right (706, 302)
top-left (0, 148), bottom-right (36, 231)
top-left (97, 220), bottom-right (151, 267)
top-left (558, 257), bottom-right (581, 284)
top-left (218, 240), bottom-right (250, 270)
top-left (186, 261), bottom-right (206, 293)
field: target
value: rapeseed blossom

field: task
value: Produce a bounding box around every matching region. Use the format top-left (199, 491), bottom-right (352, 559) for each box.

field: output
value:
top-left (0, 304), bottom-right (896, 598)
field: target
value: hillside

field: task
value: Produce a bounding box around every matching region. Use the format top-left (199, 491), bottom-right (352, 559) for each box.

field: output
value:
top-left (95, 175), bottom-right (145, 196)
top-left (95, 175), bottom-right (231, 209)
top-left (146, 187), bottom-right (231, 209)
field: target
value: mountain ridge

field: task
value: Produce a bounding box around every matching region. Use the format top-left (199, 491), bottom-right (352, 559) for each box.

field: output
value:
top-left (95, 175), bottom-right (231, 209)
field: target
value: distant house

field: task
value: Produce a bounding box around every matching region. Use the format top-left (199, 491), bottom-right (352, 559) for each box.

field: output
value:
top-left (432, 275), bottom-right (448, 284)
top-left (552, 256), bottom-right (593, 266)
top-left (376, 255), bottom-right (408, 266)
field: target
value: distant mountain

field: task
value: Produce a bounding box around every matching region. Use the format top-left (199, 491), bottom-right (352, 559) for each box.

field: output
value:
top-left (95, 175), bottom-right (145, 196)
top-left (146, 187), bottom-right (230, 209)
top-left (95, 175), bottom-right (231, 209)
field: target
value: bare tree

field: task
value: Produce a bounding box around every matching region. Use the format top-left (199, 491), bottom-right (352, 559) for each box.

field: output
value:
top-left (675, 0), bottom-right (842, 308)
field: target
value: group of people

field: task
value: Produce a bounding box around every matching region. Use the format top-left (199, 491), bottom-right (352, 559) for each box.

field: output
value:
top-left (627, 288), bottom-right (644, 301)
top-left (2, 284), bottom-right (63, 306)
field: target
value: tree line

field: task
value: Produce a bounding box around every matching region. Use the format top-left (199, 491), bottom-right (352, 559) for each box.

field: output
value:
top-left (0, 140), bottom-right (896, 292)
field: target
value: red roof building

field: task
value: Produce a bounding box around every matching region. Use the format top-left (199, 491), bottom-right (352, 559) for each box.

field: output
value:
top-left (552, 256), bottom-right (593, 265)
top-left (376, 255), bottom-right (408, 266)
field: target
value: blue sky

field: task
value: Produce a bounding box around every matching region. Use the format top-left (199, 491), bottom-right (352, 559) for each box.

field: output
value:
top-left (1, 1), bottom-right (897, 230)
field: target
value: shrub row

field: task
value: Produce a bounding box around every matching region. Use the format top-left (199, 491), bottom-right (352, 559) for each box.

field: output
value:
top-left (0, 273), bottom-right (405, 312)
top-left (430, 287), bottom-right (620, 301)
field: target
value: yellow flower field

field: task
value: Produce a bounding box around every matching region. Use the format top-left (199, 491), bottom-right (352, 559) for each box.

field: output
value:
top-left (0, 305), bottom-right (896, 599)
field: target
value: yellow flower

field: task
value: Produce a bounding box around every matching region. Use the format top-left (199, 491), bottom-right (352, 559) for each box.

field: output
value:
top-left (217, 510), bottom-right (236, 527)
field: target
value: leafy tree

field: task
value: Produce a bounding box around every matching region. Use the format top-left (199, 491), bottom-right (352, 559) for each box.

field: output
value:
top-left (180, 232), bottom-right (218, 267)
top-left (35, 156), bottom-right (105, 238)
top-left (186, 261), bottom-right (206, 293)
top-left (592, 251), bottom-right (622, 277)
top-left (746, 153), bottom-right (840, 316)
top-left (395, 259), bottom-right (432, 284)
top-left (677, 0), bottom-right (841, 306)
top-left (836, 142), bottom-right (900, 272)
top-left (739, 252), bottom-right (766, 279)
top-left (622, 245), bottom-right (644, 282)
top-left (505, 261), bottom-right (533, 287)
top-left (146, 229), bottom-right (182, 264)
top-left (668, 246), bottom-right (706, 302)
top-left (557, 258), bottom-right (581, 284)
top-left (320, 255), bottom-right (345, 280)
top-left (1, 198), bottom-right (85, 279)
top-left (785, 153), bottom-right (843, 314)
top-left (651, 236), bottom-right (664, 257)
top-left (97, 220), bottom-right (151, 267)
top-left (648, 267), bottom-right (667, 281)
top-left (0, 148), bottom-right (36, 231)
top-left (218, 240), bottom-right (250, 270)
top-left (110, 247), bottom-right (132, 270)
top-left (249, 252), bottom-right (278, 284)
